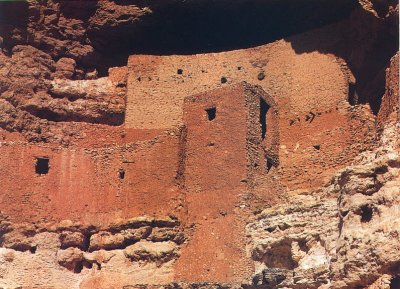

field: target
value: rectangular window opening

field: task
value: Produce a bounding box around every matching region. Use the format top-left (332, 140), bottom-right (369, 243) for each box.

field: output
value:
top-left (206, 107), bottom-right (216, 121)
top-left (36, 157), bottom-right (49, 175)
top-left (119, 168), bottom-right (125, 180)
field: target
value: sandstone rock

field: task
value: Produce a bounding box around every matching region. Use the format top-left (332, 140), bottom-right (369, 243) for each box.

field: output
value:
top-left (84, 250), bottom-right (115, 265)
top-left (1, 232), bottom-right (35, 253)
top-left (247, 124), bottom-right (400, 288)
top-left (59, 231), bottom-right (87, 250)
top-left (0, 223), bottom-right (37, 253)
top-left (50, 78), bottom-right (114, 101)
top-left (55, 220), bottom-right (84, 231)
top-left (85, 69), bottom-right (98, 80)
top-left (109, 216), bottom-right (179, 232)
top-left (57, 247), bottom-right (84, 272)
top-left (124, 241), bottom-right (178, 262)
top-left (121, 226), bottom-right (152, 242)
top-left (88, 226), bottom-right (153, 252)
top-left (89, 231), bottom-right (125, 251)
top-left (148, 227), bottom-right (184, 243)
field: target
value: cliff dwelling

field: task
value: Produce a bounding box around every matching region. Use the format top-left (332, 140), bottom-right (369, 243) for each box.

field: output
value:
top-left (0, 0), bottom-right (399, 288)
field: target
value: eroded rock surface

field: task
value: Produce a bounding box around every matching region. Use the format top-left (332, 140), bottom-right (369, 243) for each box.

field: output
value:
top-left (0, 216), bottom-right (184, 287)
top-left (248, 124), bottom-right (400, 288)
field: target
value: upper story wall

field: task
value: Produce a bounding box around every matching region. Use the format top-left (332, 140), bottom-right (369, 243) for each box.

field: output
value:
top-left (125, 39), bottom-right (348, 130)
top-left (125, 36), bottom-right (377, 192)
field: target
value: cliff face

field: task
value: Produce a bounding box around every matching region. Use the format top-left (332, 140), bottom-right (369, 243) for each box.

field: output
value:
top-left (0, 1), bottom-right (398, 288)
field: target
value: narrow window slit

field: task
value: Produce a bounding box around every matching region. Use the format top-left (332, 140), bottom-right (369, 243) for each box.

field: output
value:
top-left (119, 168), bottom-right (125, 180)
top-left (36, 157), bottom-right (49, 175)
top-left (260, 97), bottom-right (269, 140)
top-left (266, 156), bottom-right (274, 172)
top-left (206, 107), bottom-right (216, 121)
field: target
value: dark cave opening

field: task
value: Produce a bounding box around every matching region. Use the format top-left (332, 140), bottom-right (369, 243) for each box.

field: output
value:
top-left (360, 205), bottom-right (373, 223)
top-left (89, 0), bottom-right (359, 76)
top-left (0, 0), bottom-right (29, 52)
top-left (371, 0), bottom-right (398, 18)
top-left (313, 144), bottom-right (321, 150)
top-left (85, 0), bottom-right (397, 116)
top-left (24, 106), bottom-right (124, 126)
top-left (74, 260), bottom-right (93, 274)
top-left (390, 276), bottom-right (400, 289)
top-left (59, 0), bottom-right (98, 20)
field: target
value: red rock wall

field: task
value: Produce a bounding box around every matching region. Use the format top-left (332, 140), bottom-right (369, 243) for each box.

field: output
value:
top-left (0, 129), bottom-right (183, 226)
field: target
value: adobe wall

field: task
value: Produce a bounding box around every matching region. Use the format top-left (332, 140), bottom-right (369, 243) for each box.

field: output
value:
top-left (126, 36), bottom-right (377, 192)
top-left (175, 83), bottom-right (280, 282)
top-left (0, 128), bottom-right (184, 227)
top-left (176, 84), bottom-right (251, 282)
top-left (183, 84), bottom-right (249, 192)
top-left (126, 40), bottom-right (348, 131)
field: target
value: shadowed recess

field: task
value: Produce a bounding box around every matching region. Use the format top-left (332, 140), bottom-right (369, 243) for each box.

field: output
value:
top-left (89, 0), bottom-right (359, 73)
